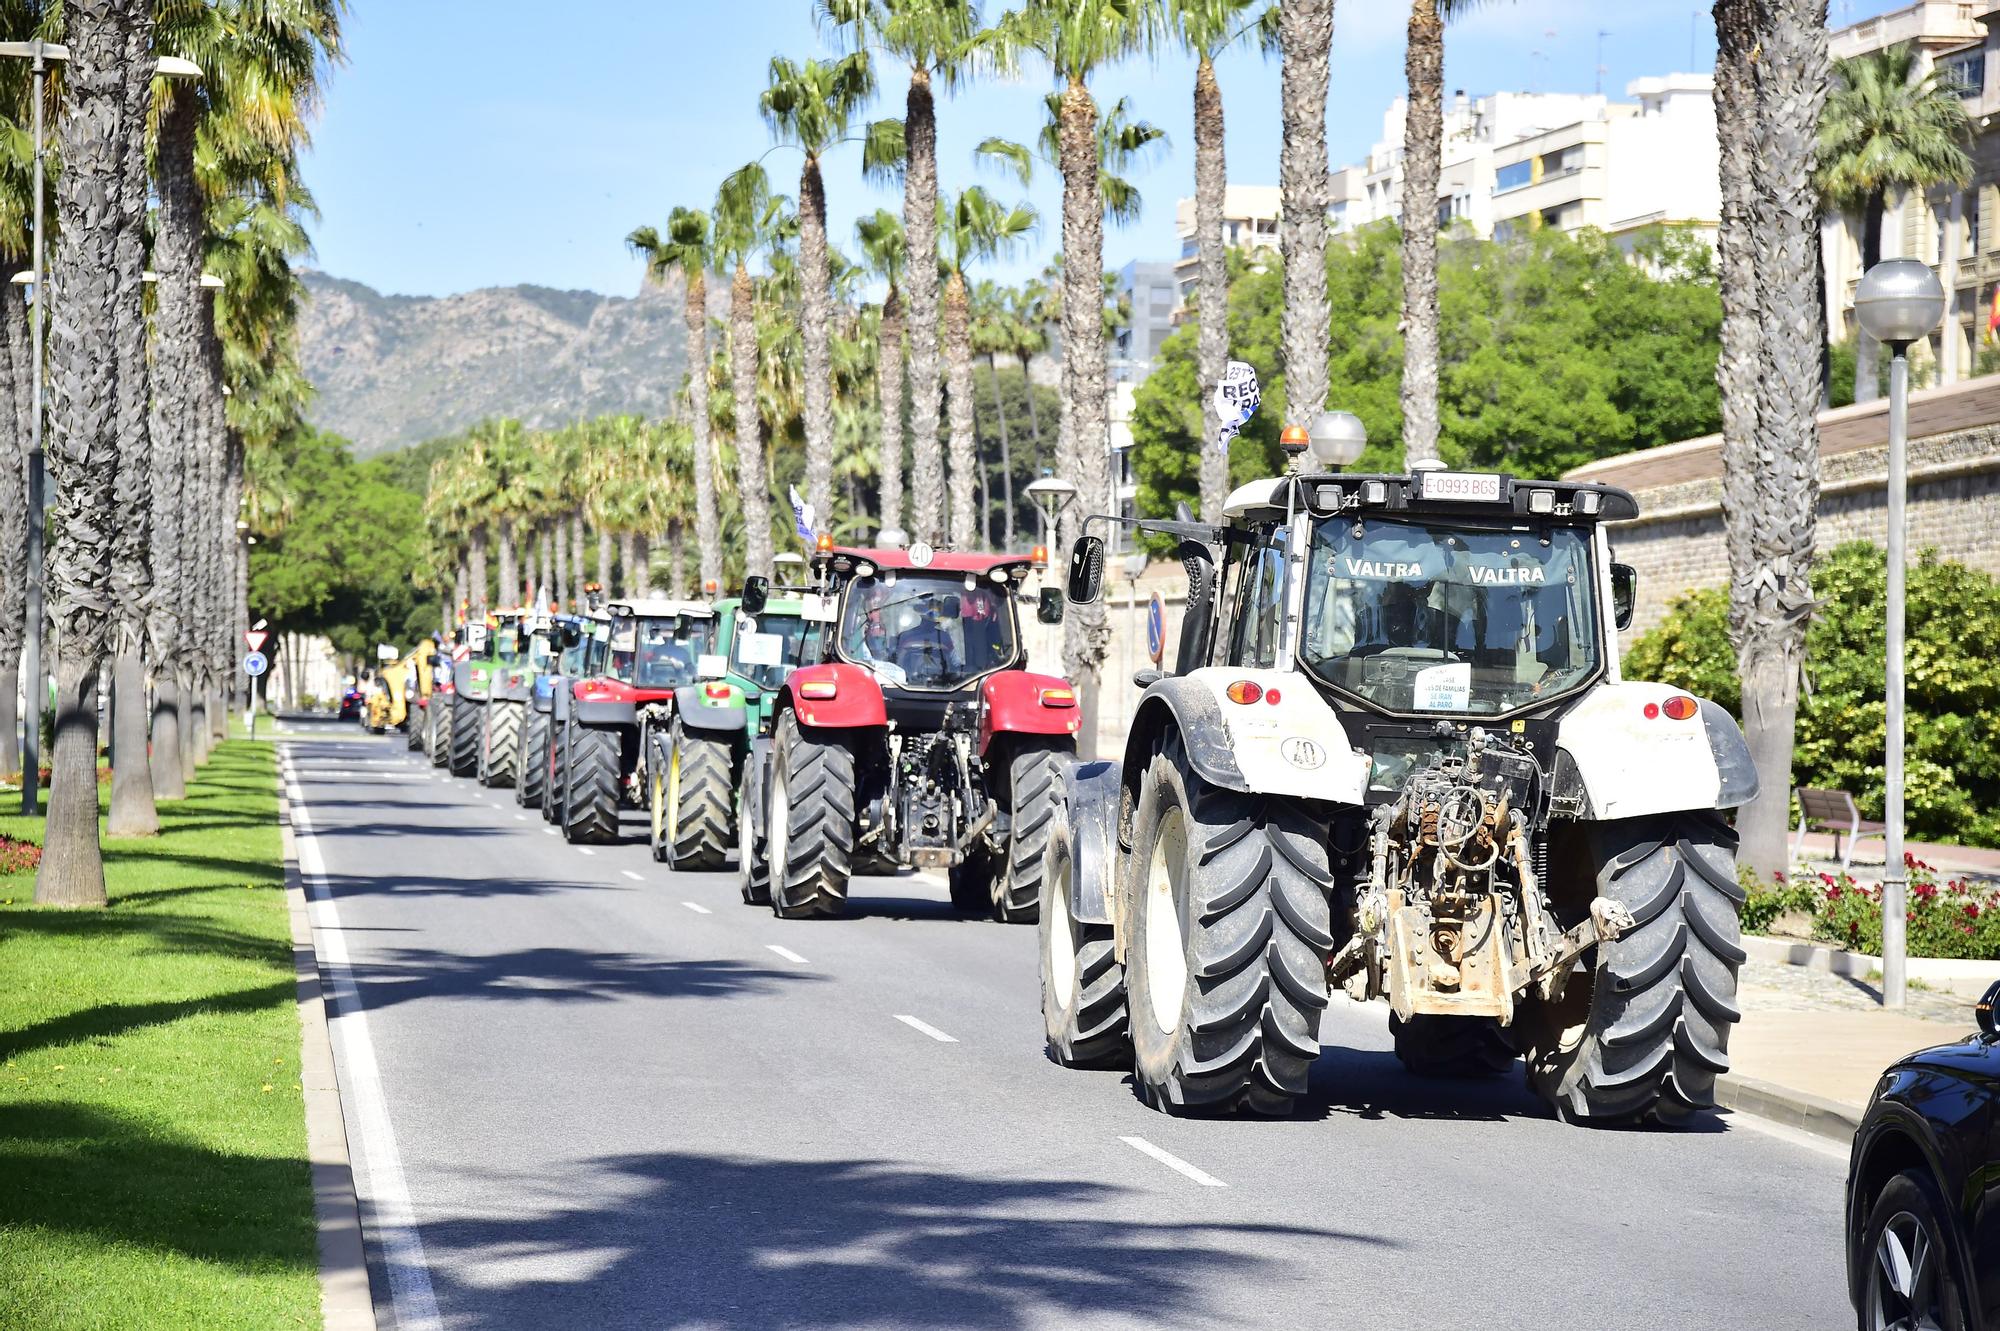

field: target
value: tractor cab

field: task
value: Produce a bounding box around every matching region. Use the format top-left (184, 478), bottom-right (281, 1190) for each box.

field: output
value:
top-left (602, 599), bottom-right (718, 694)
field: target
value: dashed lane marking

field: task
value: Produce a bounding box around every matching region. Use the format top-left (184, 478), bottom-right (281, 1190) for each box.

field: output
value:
top-left (683, 901), bottom-right (713, 915)
top-left (577, 847), bottom-right (596, 857)
top-left (1120, 1136), bottom-right (1227, 1188)
top-left (766, 944), bottom-right (808, 964)
top-left (621, 870), bottom-right (644, 882)
top-left (542, 828), bottom-right (558, 836)
top-left (893, 1014), bottom-right (958, 1043)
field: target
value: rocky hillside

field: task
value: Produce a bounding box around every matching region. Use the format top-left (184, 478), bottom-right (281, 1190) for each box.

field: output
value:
top-left (296, 269), bottom-right (690, 456)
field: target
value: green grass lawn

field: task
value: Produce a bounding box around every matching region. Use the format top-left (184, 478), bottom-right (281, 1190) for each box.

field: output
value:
top-left (0, 740), bottom-right (321, 1330)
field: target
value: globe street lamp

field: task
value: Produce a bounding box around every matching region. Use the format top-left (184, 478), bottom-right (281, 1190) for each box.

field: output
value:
top-left (1024, 472), bottom-right (1077, 554)
top-left (1853, 258), bottom-right (1947, 1010)
top-left (1308, 410), bottom-right (1369, 469)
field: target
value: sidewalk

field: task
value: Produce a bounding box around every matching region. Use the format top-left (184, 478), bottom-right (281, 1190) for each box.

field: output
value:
top-left (1790, 829), bottom-right (2000, 881)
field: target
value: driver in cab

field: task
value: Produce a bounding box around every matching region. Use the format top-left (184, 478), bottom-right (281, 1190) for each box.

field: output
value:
top-left (890, 596), bottom-right (960, 684)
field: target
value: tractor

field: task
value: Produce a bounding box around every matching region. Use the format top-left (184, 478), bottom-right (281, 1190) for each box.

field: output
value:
top-left (647, 590), bottom-right (820, 883)
top-left (540, 612), bottom-right (609, 824)
top-left (517, 614), bottom-right (589, 813)
top-left (427, 644), bottom-right (460, 767)
top-left (474, 613), bottom-right (555, 789)
top-left (550, 599), bottom-right (717, 844)
top-left (394, 639), bottom-right (438, 752)
top-left (742, 542), bottom-right (1078, 921)
top-left (1040, 446), bottom-right (1757, 1125)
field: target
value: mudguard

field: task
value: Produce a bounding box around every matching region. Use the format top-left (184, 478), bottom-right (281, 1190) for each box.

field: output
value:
top-left (978, 670), bottom-right (1081, 754)
top-left (1555, 681), bottom-right (1757, 819)
top-left (674, 684), bottom-right (750, 733)
top-left (1059, 757), bottom-right (1123, 926)
top-left (780, 662), bottom-right (888, 729)
top-left (1123, 669), bottom-right (1370, 807)
top-left (575, 700), bottom-right (637, 727)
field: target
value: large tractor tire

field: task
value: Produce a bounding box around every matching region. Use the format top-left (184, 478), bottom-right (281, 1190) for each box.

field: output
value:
top-left (1039, 803), bottom-right (1130, 1069)
top-left (737, 762), bottom-right (772, 906)
top-left (767, 711), bottom-right (855, 919)
top-left (561, 724), bottom-right (622, 844)
top-left (480, 700), bottom-right (521, 789)
top-left (1123, 735), bottom-right (1332, 1116)
top-left (1520, 812), bottom-right (1744, 1127)
top-left (405, 707), bottom-right (425, 751)
top-left (992, 741), bottom-right (1068, 924)
top-left (541, 717), bottom-right (568, 823)
top-left (428, 697), bottom-right (452, 767)
top-left (660, 718), bottom-right (733, 870)
top-left (449, 696), bottom-right (482, 777)
top-left (1389, 1014), bottom-right (1517, 1078)
top-left (515, 709), bottom-right (548, 807)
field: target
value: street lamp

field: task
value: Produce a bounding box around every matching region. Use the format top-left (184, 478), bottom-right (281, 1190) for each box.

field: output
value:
top-left (1025, 472), bottom-right (1077, 552)
top-left (1853, 257), bottom-right (1947, 1010)
top-left (1308, 410), bottom-right (1369, 469)
top-left (1, 41), bottom-right (201, 815)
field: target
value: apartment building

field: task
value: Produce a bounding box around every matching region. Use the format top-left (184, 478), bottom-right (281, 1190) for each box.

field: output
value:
top-left (1170, 185), bottom-right (1281, 308)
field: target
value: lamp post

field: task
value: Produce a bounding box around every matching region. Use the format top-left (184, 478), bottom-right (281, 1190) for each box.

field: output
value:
top-left (1024, 472), bottom-right (1077, 555)
top-left (1307, 410), bottom-right (1369, 470)
top-left (1853, 258), bottom-right (1946, 1010)
top-left (0, 42), bottom-right (201, 814)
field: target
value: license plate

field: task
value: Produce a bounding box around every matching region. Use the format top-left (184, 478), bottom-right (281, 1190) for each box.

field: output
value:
top-left (1419, 471), bottom-right (1503, 502)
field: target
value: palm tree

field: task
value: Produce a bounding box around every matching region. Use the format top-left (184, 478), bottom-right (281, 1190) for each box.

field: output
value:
top-left (855, 208), bottom-right (908, 536)
top-left (1399, 0), bottom-right (1500, 466)
top-left (1714, 0), bottom-right (1833, 876)
top-left (1816, 43), bottom-right (1972, 403)
top-left (1008, 278), bottom-right (1052, 462)
top-left (940, 190), bottom-right (1036, 548)
top-left (1278, 0), bottom-right (1333, 439)
top-left (626, 207), bottom-right (723, 595)
top-left (971, 280), bottom-right (1018, 546)
top-left (824, 0), bottom-right (986, 549)
top-left (989, 0), bottom-right (1159, 757)
top-left (976, 92), bottom-right (1168, 227)
top-left (1168, 0), bottom-right (1262, 518)
top-left (714, 163), bottom-right (790, 578)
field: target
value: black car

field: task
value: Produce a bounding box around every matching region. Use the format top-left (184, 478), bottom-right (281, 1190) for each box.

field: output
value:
top-left (1846, 979), bottom-right (2000, 1330)
top-left (337, 687), bottom-right (365, 721)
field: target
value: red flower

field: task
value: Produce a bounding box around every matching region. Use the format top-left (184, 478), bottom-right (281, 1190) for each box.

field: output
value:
top-left (1820, 872), bottom-right (1836, 886)
top-left (1914, 881), bottom-right (1937, 900)
top-left (1773, 870), bottom-right (1787, 883)
top-left (1826, 885), bottom-right (1844, 900)
top-left (1966, 903), bottom-right (1981, 919)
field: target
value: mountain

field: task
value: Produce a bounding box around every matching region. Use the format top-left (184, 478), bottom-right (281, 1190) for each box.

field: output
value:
top-left (296, 269), bottom-right (690, 456)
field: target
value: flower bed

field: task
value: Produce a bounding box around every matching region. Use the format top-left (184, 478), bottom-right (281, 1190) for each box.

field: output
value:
top-left (1743, 855), bottom-right (2000, 961)
top-left (0, 834), bottom-right (39, 876)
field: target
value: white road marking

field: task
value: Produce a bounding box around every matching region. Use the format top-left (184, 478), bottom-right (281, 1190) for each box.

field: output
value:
top-left (489, 802), bottom-right (504, 810)
top-left (683, 901), bottom-right (713, 915)
top-left (766, 944), bottom-right (808, 964)
top-left (514, 814), bottom-right (526, 822)
top-left (542, 828), bottom-right (558, 837)
top-left (576, 847), bottom-right (596, 857)
top-left (893, 1014), bottom-right (959, 1043)
top-left (621, 870), bottom-right (644, 882)
top-left (283, 757), bottom-right (443, 1330)
top-left (1120, 1136), bottom-right (1228, 1188)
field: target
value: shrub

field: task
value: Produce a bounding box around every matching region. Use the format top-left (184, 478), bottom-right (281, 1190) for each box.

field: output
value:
top-left (1739, 871), bottom-right (1821, 934)
top-left (1624, 542), bottom-right (2000, 845)
top-left (0, 835), bottom-right (41, 876)
top-left (1809, 858), bottom-right (2000, 961)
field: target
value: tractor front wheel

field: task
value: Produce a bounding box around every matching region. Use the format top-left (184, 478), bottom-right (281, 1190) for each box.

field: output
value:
top-left (449, 697), bottom-right (482, 777)
top-left (1039, 802), bottom-right (1130, 1068)
top-left (737, 754), bottom-right (772, 906)
top-left (561, 725), bottom-right (622, 844)
top-left (767, 711), bottom-right (855, 919)
top-left (664, 719), bottom-right (734, 871)
top-left (515, 708), bottom-right (548, 807)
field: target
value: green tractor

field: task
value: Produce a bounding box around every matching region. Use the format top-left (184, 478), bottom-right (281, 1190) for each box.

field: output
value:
top-left (477, 613), bottom-right (561, 789)
top-left (447, 610), bottom-right (528, 780)
top-left (648, 592), bottom-right (820, 887)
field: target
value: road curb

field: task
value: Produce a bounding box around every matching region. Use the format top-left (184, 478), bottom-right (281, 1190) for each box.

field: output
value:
top-left (280, 772), bottom-right (379, 1331)
top-left (1715, 1071), bottom-right (1862, 1148)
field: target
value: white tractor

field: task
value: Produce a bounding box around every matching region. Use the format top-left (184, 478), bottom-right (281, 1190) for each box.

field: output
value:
top-left (1042, 385), bottom-right (1756, 1126)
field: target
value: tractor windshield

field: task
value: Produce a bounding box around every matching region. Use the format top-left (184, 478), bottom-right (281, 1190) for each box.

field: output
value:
top-left (609, 615), bottom-right (715, 688)
top-left (526, 630), bottom-right (557, 675)
top-left (491, 622), bottom-right (526, 665)
top-left (1300, 516), bottom-right (1601, 716)
top-left (731, 611), bottom-right (815, 691)
top-left (838, 572), bottom-right (1018, 690)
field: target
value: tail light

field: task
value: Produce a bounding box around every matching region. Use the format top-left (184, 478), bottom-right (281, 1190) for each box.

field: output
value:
top-left (704, 682), bottom-right (733, 701)
top-left (1661, 695), bottom-right (1698, 721)
top-left (798, 679), bottom-right (838, 700)
top-left (1038, 687), bottom-right (1075, 708)
top-left (1225, 680), bottom-right (1263, 705)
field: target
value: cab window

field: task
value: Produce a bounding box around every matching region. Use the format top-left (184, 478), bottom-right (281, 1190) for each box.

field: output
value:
top-left (1227, 526), bottom-right (1287, 669)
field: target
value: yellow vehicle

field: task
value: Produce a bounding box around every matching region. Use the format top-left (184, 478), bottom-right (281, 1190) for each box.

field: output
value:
top-left (386, 640), bottom-right (438, 749)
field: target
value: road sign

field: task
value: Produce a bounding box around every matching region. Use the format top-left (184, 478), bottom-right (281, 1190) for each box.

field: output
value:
top-left (244, 629), bottom-right (269, 652)
top-left (243, 651), bottom-right (268, 677)
top-left (1146, 594), bottom-right (1165, 666)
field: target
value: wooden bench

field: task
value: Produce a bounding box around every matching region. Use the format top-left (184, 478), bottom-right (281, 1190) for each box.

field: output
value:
top-left (1792, 787), bottom-right (1887, 874)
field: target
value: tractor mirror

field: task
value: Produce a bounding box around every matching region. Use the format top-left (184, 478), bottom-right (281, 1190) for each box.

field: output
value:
top-left (1611, 563), bottom-right (1637, 631)
top-left (1977, 978), bottom-right (1999, 1036)
top-left (1037, 587), bottom-right (1065, 625)
top-left (741, 575), bottom-right (770, 616)
top-left (1066, 536), bottom-right (1104, 605)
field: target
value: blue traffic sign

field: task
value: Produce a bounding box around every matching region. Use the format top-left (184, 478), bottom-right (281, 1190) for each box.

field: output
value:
top-left (1146, 594), bottom-right (1165, 666)
top-left (243, 651), bottom-right (269, 677)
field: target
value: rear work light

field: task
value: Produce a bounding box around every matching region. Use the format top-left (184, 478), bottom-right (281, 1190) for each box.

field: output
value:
top-left (1039, 687), bottom-right (1076, 708)
top-left (1661, 694), bottom-right (1698, 721)
top-left (1225, 680), bottom-right (1263, 705)
top-left (798, 679), bottom-right (838, 700)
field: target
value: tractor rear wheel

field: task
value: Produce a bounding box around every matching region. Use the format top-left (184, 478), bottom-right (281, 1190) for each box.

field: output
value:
top-left (561, 725), bottom-right (622, 844)
top-left (515, 709), bottom-right (548, 807)
top-left (483, 700), bottom-right (521, 788)
top-left (1124, 735), bottom-right (1332, 1116)
top-left (767, 711), bottom-right (854, 919)
top-left (541, 717), bottom-right (569, 823)
top-left (428, 697), bottom-right (452, 766)
top-left (405, 707), bottom-right (424, 751)
top-left (665, 719), bottom-right (733, 871)
top-left (994, 742), bottom-right (1067, 924)
top-left (1390, 1014), bottom-right (1517, 1078)
top-left (449, 697), bottom-right (482, 776)
top-left (736, 762), bottom-right (772, 905)
top-left (1040, 804), bottom-right (1130, 1068)
top-left (1519, 812), bottom-right (1744, 1127)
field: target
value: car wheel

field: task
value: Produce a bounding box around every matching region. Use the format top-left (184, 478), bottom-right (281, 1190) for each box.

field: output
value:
top-left (1861, 1169), bottom-right (1970, 1331)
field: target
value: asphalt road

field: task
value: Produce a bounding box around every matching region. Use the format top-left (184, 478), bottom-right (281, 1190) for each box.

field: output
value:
top-left (278, 716), bottom-right (1855, 1331)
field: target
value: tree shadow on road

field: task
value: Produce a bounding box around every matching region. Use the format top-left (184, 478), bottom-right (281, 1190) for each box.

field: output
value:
top-left (318, 870), bottom-right (625, 901)
top-left (411, 1150), bottom-right (1390, 1330)
top-left (344, 947), bottom-right (825, 1012)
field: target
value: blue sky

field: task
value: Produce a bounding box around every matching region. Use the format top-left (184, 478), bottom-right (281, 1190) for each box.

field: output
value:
top-left (299, 0), bottom-right (1910, 299)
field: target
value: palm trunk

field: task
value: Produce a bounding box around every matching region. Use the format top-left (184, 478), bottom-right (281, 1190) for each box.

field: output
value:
top-left (878, 288), bottom-right (906, 536)
top-left (0, 254), bottom-right (29, 780)
top-left (109, 650), bottom-right (156, 834)
top-left (454, 560), bottom-right (469, 625)
top-left (904, 68), bottom-right (945, 545)
top-left (1732, 0), bottom-right (1830, 876)
top-left (664, 522), bottom-right (684, 597)
top-left (1016, 350), bottom-right (1043, 455)
top-left (497, 516), bottom-right (517, 608)
top-left (1057, 77), bottom-right (1113, 760)
top-left (945, 271), bottom-right (978, 549)
top-left (553, 518), bottom-right (569, 609)
top-left (800, 156), bottom-right (836, 531)
top-left (569, 510), bottom-right (586, 601)
top-left (1399, 1), bottom-right (1445, 467)
top-left (618, 530), bottom-right (637, 596)
top-left (634, 533), bottom-right (652, 597)
top-left (988, 353), bottom-right (1016, 548)
top-left (686, 269), bottom-right (721, 592)
top-left (469, 528), bottom-right (489, 620)
top-left (1279, 0), bottom-right (1334, 431)
top-left (178, 683), bottom-right (195, 783)
top-left (1193, 54), bottom-right (1232, 521)
top-left (597, 526), bottom-right (613, 595)
top-left (732, 260), bottom-right (773, 576)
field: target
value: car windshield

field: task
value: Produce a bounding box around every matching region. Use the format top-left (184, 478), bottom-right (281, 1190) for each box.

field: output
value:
top-left (1300, 516), bottom-right (1601, 715)
top-left (838, 572), bottom-right (1017, 690)
top-left (608, 615), bottom-right (715, 688)
top-left (730, 611), bottom-right (815, 691)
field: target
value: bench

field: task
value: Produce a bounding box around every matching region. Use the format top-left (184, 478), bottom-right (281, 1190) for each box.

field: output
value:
top-left (1792, 787), bottom-right (1887, 874)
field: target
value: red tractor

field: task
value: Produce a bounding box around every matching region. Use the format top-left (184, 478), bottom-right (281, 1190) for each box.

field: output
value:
top-left (741, 543), bottom-right (1077, 922)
